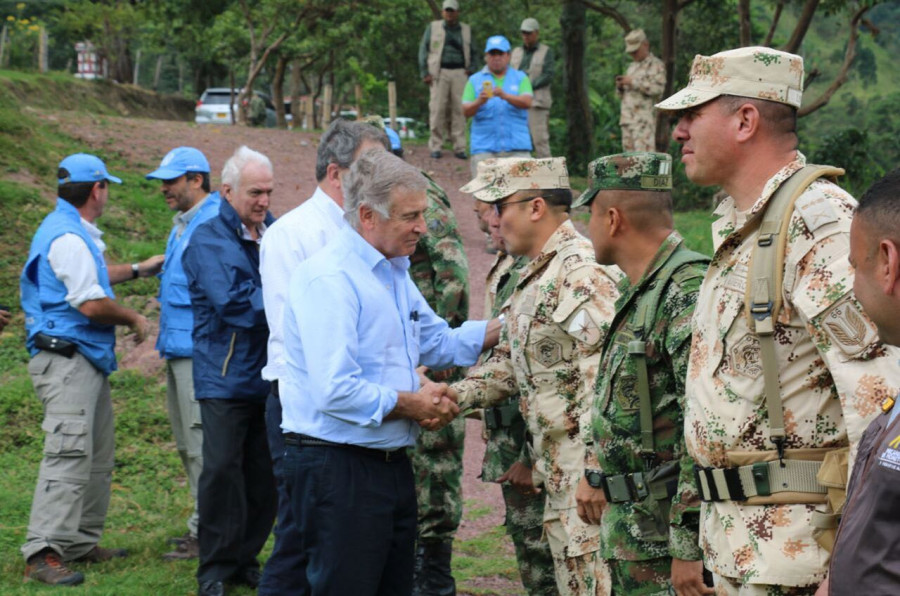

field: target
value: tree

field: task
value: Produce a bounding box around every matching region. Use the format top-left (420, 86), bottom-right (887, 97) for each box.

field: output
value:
top-left (561, 0), bottom-right (594, 171)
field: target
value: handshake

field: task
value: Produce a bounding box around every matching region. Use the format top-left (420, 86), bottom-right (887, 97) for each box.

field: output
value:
top-left (389, 377), bottom-right (462, 431)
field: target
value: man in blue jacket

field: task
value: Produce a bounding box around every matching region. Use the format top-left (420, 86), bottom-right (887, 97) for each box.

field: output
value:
top-left (182, 146), bottom-right (277, 596)
top-left (462, 35), bottom-right (533, 177)
top-left (146, 147), bottom-right (221, 561)
top-left (20, 153), bottom-right (163, 586)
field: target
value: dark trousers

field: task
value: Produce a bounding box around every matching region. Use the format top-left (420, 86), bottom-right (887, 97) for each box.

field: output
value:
top-left (196, 398), bottom-right (277, 583)
top-left (258, 391), bottom-right (309, 595)
top-left (284, 442), bottom-right (417, 596)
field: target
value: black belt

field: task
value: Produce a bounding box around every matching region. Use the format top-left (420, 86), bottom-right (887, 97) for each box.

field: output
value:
top-left (271, 380), bottom-right (279, 398)
top-left (33, 332), bottom-right (77, 358)
top-left (284, 433), bottom-right (408, 463)
top-left (440, 65), bottom-right (465, 70)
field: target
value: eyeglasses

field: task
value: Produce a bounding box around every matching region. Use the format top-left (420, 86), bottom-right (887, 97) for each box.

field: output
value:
top-left (493, 197), bottom-right (536, 216)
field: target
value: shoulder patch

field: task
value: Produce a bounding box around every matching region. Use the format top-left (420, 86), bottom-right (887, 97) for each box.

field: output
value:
top-left (820, 294), bottom-right (879, 359)
top-left (566, 308), bottom-right (603, 346)
top-left (794, 192), bottom-right (838, 234)
top-left (427, 218), bottom-right (449, 238)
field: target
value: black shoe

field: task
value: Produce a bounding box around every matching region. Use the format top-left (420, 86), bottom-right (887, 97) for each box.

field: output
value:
top-left (167, 531), bottom-right (192, 546)
top-left (414, 540), bottom-right (456, 596)
top-left (430, 151), bottom-right (442, 159)
top-left (232, 567), bottom-right (261, 589)
top-left (198, 579), bottom-right (226, 596)
top-left (454, 151), bottom-right (467, 159)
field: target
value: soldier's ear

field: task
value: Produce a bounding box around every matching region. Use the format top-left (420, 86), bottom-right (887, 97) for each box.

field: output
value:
top-left (608, 206), bottom-right (624, 237)
top-left (880, 239), bottom-right (900, 296)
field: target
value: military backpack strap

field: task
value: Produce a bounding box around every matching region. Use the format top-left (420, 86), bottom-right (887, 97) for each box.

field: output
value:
top-left (744, 164), bottom-right (845, 461)
top-left (628, 248), bottom-right (710, 467)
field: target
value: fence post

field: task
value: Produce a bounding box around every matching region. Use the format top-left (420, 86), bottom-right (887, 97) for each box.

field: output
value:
top-left (388, 80), bottom-right (397, 131)
top-left (38, 26), bottom-right (48, 72)
top-left (322, 84), bottom-right (333, 129)
top-left (0, 25), bottom-right (8, 68)
top-left (133, 48), bottom-right (141, 85)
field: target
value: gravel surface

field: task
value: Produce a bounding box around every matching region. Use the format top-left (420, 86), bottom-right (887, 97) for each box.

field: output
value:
top-left (54, 115), bottom-right (522, 594)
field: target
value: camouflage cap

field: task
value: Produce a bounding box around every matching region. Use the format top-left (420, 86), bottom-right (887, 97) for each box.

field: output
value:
top-left (459, 157), bottom-right (570, 203)
top-left (656, 46), bottom-right (803, 111)
top-left (624, 29), bottom-right (647, 53)
top-left (573, 152), bottom-right (672, 208)
top-left (362, 114), bottom-right (385, 129)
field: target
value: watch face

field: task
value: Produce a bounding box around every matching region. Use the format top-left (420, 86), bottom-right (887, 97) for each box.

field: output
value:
top-left (586, 470), bottom-right (603, 488)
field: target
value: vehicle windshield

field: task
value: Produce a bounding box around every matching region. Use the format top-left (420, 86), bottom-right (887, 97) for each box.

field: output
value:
top-left (201, 92), bottom-right (234, 105)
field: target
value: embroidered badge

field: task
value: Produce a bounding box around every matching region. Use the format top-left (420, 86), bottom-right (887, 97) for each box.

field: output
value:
top-left (822, 295), bottom-right (877, 358)
top-left (730, 333), bottom-right (763, 379)
top-left (567, 308), bottom-right (602, 346)
top-left (532, 337), bottom-right (563, 367)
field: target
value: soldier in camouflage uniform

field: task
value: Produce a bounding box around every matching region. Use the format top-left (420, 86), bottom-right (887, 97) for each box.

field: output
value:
top-left (656, 47), bottom-right (900, 594)
top-left (617, 30), bottom-right (665, 152)
top-left (475, 194), bottom-right (557, 595)
top-left (452, 157), bottom-right (621, 596)
top-left (408, 171), bottom-right (470, 596)
top-left (574, 152), bottom-right (712, 596)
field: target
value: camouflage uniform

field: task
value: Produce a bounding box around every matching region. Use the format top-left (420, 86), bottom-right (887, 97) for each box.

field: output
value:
top-left (454, 220), bottom-right (621, 596)
top-left (480, 251), bottom-right (557, 595)
top-left (618, 54), bottom-right (665, 152)
top-left (591, 232), bottom-right (707, 595)
top-left (408, 172), bottom-right (470, 545)
top-left (685, 153), bottom-right (900, 591)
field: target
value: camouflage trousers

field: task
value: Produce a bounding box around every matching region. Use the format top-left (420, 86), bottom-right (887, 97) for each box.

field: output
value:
top-left (711, 575), bottom-right (817, 596)
top-left (606, 557), bottom-right (672, 596)
top-left (482, 405), bottom-right (557, 595)
top-left (411, 415), bottom-right (466, 541)
top-left (620, 118), bottom-right (656, 152)
top-left (544, 507), bottom-right (611, 596)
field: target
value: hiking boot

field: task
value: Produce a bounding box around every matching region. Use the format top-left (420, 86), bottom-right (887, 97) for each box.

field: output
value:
top-left (413, 540), bottom-right (456, 596)
top-left (231, 567), bottom-right (261, 588)
top-left (430, 151), bottom-right (442, 159)
top-left (162, 535), bottom-right (199, 560)
top-left (198, 579), bottom-right (226, 596)
top-left (24, 549), bottom-right (85, 586)
top-left (167, 531), bottom-right (193, 546)
top-left (73, 545), bottom-right (128, 563)
top-left (454, 151), bottom-right (467, 160)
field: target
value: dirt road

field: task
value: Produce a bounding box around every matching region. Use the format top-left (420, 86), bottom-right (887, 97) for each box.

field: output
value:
top-left (57, 115), bottom-right (521, 594)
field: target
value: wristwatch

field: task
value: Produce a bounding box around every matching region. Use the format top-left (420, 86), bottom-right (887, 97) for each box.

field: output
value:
top-left (131, 263), bottom-right (140, 279)
top-left (585, 469), bottom-right (603, 489)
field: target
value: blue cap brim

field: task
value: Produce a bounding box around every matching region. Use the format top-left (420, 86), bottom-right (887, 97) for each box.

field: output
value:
top-left (145, 167), bottom-right (186, 180)
top-left (106, 174), bottom-right (123, 184)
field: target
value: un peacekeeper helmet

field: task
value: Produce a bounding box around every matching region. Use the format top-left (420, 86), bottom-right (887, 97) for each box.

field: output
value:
top-left (573, 152), bottom-right (672, 208)
top-left (459, 156), bottom-right (570, 203)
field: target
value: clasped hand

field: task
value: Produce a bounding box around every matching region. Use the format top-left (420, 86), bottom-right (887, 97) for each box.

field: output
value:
top-left (417, 382), bottom-right (460, 431)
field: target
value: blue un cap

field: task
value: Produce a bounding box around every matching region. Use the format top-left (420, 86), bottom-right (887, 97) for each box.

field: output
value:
top-left (146, 146), bottom-right (210, 180)
top-left (58, 153), bottom-right (122, 185)
top-left (485, 35), bottom-right (511, 53)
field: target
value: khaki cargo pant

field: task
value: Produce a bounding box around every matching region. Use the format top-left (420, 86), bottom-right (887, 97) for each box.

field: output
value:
top-left (21, 351), bottom-right (115, 562)
top-left (544, 506), bottom-right (612, 595)
top-left (529, 107), bottom-right (551, 158)
top-left (428, 68), bottom-right (468, 154)
top-left (621, 119), bottom-right (657, 152)
top-left (166, 357), bottom-right (203, 538)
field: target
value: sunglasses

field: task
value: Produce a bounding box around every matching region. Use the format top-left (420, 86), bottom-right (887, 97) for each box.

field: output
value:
top-left (493, 197), bottom-right (536, 216)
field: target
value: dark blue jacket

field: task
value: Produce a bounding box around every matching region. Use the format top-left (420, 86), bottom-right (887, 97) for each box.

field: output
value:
top-left (181, 199), bottom-right (275, 400)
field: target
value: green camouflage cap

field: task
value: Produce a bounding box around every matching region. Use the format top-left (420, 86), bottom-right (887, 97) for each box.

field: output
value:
top-left (573, 152), bottom-right (672, 208)
top-left (459, 157), bottom-right (569, 203)
top-left (362, 114), bottom-right (385, 129)
top-left (655, 46), bottom-right (803, 111)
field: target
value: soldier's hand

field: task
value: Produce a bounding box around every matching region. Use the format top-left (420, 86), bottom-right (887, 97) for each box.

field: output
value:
top-left (130, 314), bottom-right (151, 343)
top-left (423, 75), bottom-right (433, 86)
top-left (417, 396), bottom-right (459, 431)
top-left (498, 461), bottom-right (538, 494)
top-left (670, 558), bottom-right (715, 596)
top-left (575, 477), bottom-right (606, 525)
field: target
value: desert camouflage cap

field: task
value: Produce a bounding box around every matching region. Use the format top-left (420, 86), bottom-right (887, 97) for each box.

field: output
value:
top-left (656, 46), bottom-right (803, 111)
top-left (624, 29), bottom-right (647, 53)
top-left (460, 157), bottom-right (569, 203)
top-left (573, 152), bottom-right (672, 208)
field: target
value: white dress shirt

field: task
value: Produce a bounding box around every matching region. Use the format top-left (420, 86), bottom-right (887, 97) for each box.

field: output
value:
top-left (47, 218), bottom-right (108, 309)
top-left (259, 186), bottom-right (345, 381)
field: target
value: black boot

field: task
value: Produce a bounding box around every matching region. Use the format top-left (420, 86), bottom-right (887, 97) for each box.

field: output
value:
top-left (414, 540), bottom-right (456, 596)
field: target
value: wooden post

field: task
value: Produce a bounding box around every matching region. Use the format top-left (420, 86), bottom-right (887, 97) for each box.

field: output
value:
top-left (354, 83), bottom-right (362, 119)
top-left (289, 58), bottom-right (302, 130)
top-left (153, 54), bottom-right (164, 91)
top-left (0, 25), bottom-right (8, 68)
top-left (133, 48), bottom-right (142, 85)
top-left (304, 95), bottom-right (314, 131)
top-left (322, 84), bottom-right (333, 129)
top-left (387, 81), bottom-right (398, 131)
top-left (178, 60), bottom-right (184, 93)
top-left (38, 26), bottom-right (48, 73)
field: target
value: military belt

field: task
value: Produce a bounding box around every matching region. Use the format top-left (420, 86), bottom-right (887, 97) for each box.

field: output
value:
top-left (694, 460), bottom-right (825, 502)
top-left (483, 402), bottom-right (519, 430)
top-left (600, 471), bottom-right (650, 503)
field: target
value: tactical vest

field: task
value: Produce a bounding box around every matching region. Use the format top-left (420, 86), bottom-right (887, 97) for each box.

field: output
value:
top-left (427, 20), bottom-right (471, 79)
top-left (468, 68), bottom-right (532, 154)
top-left (156, 192), bottom-right (221, 360)
top-left (21, 199), bottom-right (117, 375)
top-left (510, 44), bottom-right (551, 109)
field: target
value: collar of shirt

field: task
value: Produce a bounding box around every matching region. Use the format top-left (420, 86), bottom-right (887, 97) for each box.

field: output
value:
top-left (310, 185), bottom-right (346, 228)
top-left (79, 217), bottom-right (106, 253)
top-left (517, 218), bottom-right (578, 287)
top-left (241, 221), bottom-right (268, 243)
top-left (172, 194), bottom-right (209, 237)
top-left (343, 224), bottom-right (411, 276)
top-left (616, 230), bottom-right (684, 308)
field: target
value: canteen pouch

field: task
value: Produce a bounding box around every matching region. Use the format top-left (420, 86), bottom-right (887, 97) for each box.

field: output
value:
top-left (811, 446), bottom-right (850, 553)
top-left (633, 459), bottom-right (680, 542)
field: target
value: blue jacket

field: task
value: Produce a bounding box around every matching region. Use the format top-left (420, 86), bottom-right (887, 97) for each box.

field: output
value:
top-left (468, 67), bottom-right (532, 155)
top-left (20, 199), bottom-right (118, 375)
top-left (182, 199), bottom-right (275, 400)
top-left (156, 192), bottom-right (221, 359)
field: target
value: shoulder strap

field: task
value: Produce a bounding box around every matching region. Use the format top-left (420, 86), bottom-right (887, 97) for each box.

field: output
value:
top-left (628, 248), bottom-right (710, 464)
top-left (744, 164), bottom-right (845, 460)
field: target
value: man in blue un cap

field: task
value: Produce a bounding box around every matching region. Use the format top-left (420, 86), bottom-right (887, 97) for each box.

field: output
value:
top-left (146, 147), bottom-right (222, 561)
top-left (20, 153), bottom-right (164, 586)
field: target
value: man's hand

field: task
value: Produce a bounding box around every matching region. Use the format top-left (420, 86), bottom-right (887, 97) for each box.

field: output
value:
top-left (497, 461), bottom-right (538, 494)
top-left (423, 74), bottom-right (433, 86)
top-left (0, 308), bottom-right (11, 333)
top-left (413, 382), bottom-right (459, 430)
top-left (814, 576), bottom-right (829, 596)
top-left (575, 476), bottom-right (606, 525)
top-left (671, 558), bottom-right (715, 596)
top-left (138, 254), bottom-right (165, 277)
top-left (130, 314), bottom-right (151, 343)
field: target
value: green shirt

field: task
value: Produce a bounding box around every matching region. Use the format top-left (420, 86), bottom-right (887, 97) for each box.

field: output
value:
top-left (462, 72), bottom-right (533, 103)
top-left (418, 21), bottom-right (481, 78)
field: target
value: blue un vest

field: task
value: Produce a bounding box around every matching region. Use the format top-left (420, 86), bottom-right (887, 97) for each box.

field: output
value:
top-left (155, 192), bottom-right (221, 359)
top-left (469, 67), bottom-right (533, 155)
top-left (21, 199), bottom-right (117, 375)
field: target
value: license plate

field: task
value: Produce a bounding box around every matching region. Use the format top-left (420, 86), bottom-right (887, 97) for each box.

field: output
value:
top-left (215, 113), bottom-right (227, 119)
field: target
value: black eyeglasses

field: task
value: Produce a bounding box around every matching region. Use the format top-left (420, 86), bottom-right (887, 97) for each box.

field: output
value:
top-left (494, 197), bottom-right (536, 216)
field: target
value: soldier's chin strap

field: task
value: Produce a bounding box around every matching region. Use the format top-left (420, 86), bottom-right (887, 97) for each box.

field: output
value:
top-left (745, 164), bottom-right (845, 466)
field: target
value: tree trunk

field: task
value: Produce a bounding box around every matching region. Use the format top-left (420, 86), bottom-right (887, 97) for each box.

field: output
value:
top-left (290, 58), bottom-right (303, 130)
top-left (560, 0), bottom-right (593, 172)
top-left (153, 54), bottom-right (164, 91)
top-left (133, 48), bottom-right (141, 85)
top-left (783, 0), bottom-right (820, 53)
top-left (738, 0), bottom-right (752, 46)
top-left (655, 0), bottom-right (678, 152)
top-left (273, 53), bottom-right (288, 128)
